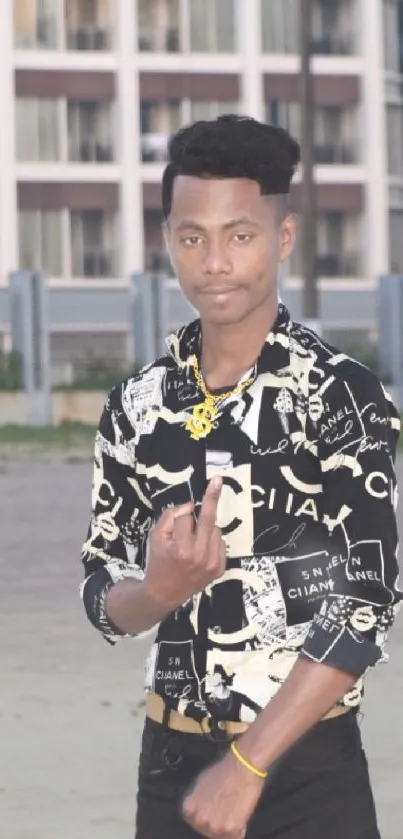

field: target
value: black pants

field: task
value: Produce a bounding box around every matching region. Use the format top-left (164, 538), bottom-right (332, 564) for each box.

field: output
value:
top-left (135, 712), bottom-right (381, 839)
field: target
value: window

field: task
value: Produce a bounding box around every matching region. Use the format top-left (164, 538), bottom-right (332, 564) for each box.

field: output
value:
top-left (189, 101), bottom-right (239, 121)
top-left (387, 104), bottom-right (403, 177)
top-left (70, 211), bottom-right (117, 277)
top-left (16, 98), bottom-right (60, 161)
top-left (14, 0), bottom-right (60, 49)
top-left (189, 0), bottom-right (236, 52)
top-left (316, 107), bottom-right (343, 145)
top-left (311, 0), bottom-right (355, 54)
top-left (18, 211), bottom-right (62, 276)
top-left (266, 101), bottom-right (301, 137)
top-left (67, 101), bottom-right (114, 162)
top-left (266, 101), bottom-right (358, 164)
top-left (65, 0), bottom-right (113, 50)
top-left (138, 0), bottom-right (180, 51)
top-left (389, 210), bottom-right (403, 273)
top-left (383, 0), bottom-right (403, 73)
top-left (140, 100), bottom-right (181, 161)
top-left (289, 212), bottom-right (361, 277)
top-left (316, 212), bottom-right (361, 276)
top-left (261, 0), bottom-right (299, 53)
top-left (315, 106), bottom-right (357, 163)
top-left (139, 99), bottom-right (240, 162)
top-left (318, 211), bottom-right (343, 255)
top-left (144, 210), bottom-right (172, 272)
top-left (261, 0), bottom-right (355, 55)
top-left (136, 0), bottom-right (236, 53)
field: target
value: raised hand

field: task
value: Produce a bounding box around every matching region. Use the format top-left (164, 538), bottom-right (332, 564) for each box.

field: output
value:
top-left (143, 476), bottom-right (227, 612)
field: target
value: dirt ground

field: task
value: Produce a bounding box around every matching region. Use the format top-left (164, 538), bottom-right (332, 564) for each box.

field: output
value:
top-left (1, 452), bottom-right (403, 839)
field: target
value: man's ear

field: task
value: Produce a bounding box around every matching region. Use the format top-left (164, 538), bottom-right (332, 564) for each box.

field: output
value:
top-left (279, 214), bottom-right (298, 263)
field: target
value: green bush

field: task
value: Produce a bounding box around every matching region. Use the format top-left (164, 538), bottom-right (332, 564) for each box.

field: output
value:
top-left (323, 335), bottom-right (390, 384)
top-left (55, 357), bottom-right (138, 391)
top-left (343, 345), bottom-right (389, 382)
top-left (0, 350), bottom-right (22, 390)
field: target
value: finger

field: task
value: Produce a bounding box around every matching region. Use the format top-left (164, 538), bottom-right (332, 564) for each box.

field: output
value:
top-left (195, 477), bottom-right (223, 555)
top-left (155, 502), bottom-right (194, 538)
top-left (172, 508), bottom-right (195, 557)
top-left (206, 527), bottom-right (227, 577)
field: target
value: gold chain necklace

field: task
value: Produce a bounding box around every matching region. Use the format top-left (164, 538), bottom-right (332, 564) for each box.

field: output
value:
top-left (185, 355), bottom-right (255, 441)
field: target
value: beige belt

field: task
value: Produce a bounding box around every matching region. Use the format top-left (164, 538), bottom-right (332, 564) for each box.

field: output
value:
top-left (146, 693), bottom-right (351, 738)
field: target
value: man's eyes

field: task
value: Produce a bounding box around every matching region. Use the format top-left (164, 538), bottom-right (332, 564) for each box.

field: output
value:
top-left (180, 232), bottom-right (253, 246)
top-left (181, 236), bottom-right (203, 246)
top-left (233, 233), bottom-right (253, 243)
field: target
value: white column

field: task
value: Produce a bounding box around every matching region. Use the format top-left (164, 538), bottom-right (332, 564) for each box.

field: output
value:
top-left (360, 0), bottom-right (389, 278)
top-left (0, 0), bottom-right (18, 281)
top-left (117, 0), bottom-right (144, 277)
top-left (237, 0), bottom-right (264, 120)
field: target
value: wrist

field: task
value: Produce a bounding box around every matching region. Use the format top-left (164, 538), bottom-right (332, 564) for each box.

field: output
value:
top-left (229, 740), bottom-right (268, 782)
top-left (140, 578), bottom-right (178, 617)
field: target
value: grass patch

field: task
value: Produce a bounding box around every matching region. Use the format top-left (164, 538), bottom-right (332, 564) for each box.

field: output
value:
top-left (0, 421), bottom-right (97, 451)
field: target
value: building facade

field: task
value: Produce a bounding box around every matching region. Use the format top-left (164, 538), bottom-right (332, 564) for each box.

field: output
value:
top-left (0, 0), bottom-right (402, 378)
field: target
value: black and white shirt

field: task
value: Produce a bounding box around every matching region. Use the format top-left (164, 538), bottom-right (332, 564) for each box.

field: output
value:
top-left (81, 305), bottom-right (402, 723)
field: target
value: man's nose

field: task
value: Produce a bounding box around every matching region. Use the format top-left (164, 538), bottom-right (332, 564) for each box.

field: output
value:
top-left (202, 242), bottom-right (232, 275)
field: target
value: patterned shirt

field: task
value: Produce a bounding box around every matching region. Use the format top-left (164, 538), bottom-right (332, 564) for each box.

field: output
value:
top-left (81, 304), bottom-right (402, 723)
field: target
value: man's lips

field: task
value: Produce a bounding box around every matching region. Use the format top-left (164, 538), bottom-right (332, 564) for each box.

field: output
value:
top-left (197, 285), bottom-right (241, 295)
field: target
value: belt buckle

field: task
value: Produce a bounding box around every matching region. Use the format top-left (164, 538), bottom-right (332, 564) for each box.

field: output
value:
top-left (200, 716), bottom-right (233, 743)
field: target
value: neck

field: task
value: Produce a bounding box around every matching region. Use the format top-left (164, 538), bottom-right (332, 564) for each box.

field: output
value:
top-left (200, 298), bottom-right (279, 389)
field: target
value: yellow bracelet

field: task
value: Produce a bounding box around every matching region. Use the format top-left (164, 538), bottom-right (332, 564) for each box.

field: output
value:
top-left (230, 741), bottom-right (268, 779)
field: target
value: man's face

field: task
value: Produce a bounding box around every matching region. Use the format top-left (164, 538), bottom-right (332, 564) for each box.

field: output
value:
top-left (164, 175), bottom-right (296, 326)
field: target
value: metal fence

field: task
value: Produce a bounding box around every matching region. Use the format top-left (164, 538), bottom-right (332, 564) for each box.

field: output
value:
top-left (0, 277), bottom-right (379, 342)
top-left (4, 270), bottom-right (403, 423)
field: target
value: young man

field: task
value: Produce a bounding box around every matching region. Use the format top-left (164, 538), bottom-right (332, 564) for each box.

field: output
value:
top-left (81, 115), bottom-right (401, 839)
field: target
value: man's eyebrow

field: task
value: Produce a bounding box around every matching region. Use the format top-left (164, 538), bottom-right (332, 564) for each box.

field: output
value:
top-left (175, 217), bottom-right (260, 233)
top-left (222, 217), bottom-right (260, 230)
top-left (175, 220), bottom-right (206, 233)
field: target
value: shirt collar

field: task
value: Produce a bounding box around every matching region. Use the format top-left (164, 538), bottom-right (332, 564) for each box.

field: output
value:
top-left (166, 303), bottom-right (292, 375)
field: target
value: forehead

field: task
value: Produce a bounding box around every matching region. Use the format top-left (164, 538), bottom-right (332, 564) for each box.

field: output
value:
top-left (169, 175), bottom-right (274, 226)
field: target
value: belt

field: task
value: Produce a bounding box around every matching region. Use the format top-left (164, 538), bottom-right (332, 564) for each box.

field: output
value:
top-left (146, 693), bottom-right (351, 740)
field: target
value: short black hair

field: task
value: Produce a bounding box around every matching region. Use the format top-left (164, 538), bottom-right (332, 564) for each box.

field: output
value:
top-left (162, 114), bottom-right (300, 219)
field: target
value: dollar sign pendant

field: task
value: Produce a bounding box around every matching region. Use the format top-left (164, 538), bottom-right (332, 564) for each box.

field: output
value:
top-left (185, 399), bottom-right (218, 440)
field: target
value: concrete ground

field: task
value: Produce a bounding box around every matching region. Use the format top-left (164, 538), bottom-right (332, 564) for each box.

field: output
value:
top-left (1, 452), bottom-right (402, 839)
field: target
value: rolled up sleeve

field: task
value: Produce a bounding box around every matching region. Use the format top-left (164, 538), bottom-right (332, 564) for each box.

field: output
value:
top-left (80, 382), bottom-right (153, 643)
top-left (301, 369), bottom-right (402, 677)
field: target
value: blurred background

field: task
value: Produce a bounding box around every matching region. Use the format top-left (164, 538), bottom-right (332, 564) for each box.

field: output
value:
top-left (1, 3), bottom-right (403, 839)
top-left (1, 0), bottom-right (403, 409)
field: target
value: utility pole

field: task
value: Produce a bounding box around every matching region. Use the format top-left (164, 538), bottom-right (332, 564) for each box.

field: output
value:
top-left (299, 0), bottom-right (320, 333)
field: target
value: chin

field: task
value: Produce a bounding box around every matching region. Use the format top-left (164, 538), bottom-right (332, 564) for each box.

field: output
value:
top-left (198, 305), bottom-right (249, 326)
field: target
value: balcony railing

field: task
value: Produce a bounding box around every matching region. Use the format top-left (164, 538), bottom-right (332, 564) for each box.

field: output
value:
top-left (316, 253), bottom-right (360, 277)
top-left (69, 139), bottom-right (114, 163)
top-left (73, 249), bottom-right (117, 277)
top-left (67, 27), bottom-right (111, 51)
top-left (314, 143), bottom-right (357, 164)
top-left (138, 26), bottom-right (180, 52)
